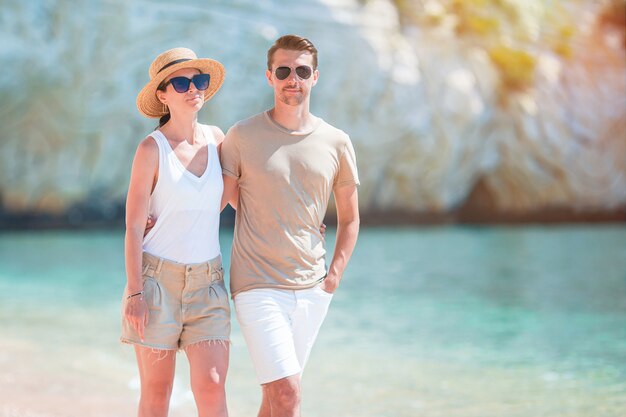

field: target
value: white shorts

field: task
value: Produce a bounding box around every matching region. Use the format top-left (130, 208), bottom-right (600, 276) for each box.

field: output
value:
top-left (234, 284), bottom-right (333, 384)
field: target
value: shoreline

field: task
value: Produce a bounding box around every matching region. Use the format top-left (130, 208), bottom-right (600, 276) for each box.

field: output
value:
top-left (0, 205), bottom-right (624, 231)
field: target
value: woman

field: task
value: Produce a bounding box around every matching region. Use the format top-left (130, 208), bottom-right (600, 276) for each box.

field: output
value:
top-left (121, 47), bottom-right (235, 417)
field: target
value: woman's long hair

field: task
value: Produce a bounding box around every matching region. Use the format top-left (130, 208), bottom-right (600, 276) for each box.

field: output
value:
top-left (157, 112), bottom-right (170, 128)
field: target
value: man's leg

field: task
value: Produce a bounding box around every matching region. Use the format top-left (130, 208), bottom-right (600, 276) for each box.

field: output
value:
top-left (258, 384), bottom-right (272, 417)
top-left (234, 289), bottom-right (302, 416)
top-left (291, 285), bottom-right (333, 373)
top-left (262, 285), bottom-right (332, 416)
top-left (263, 374), bottom-right (301, 417)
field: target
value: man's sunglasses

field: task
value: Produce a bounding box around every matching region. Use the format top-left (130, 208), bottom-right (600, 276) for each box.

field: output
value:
top-left (274, 66), bottom-right (313, 81)
top-left (160, 73), bottom-right (211, 93)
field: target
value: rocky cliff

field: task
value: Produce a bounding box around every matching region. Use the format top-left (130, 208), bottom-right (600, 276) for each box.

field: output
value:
top-left (1, 0), bottom-right (624, 226)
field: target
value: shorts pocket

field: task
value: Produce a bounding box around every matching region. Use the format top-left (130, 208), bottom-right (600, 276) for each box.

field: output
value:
top-left (142, 276), bottom-right (163, 310)
top-left (215, 279), bottom-right (228, 296)
top-left (314, 283), bottom-right (334, 297)
top-left (211, 266), bottom-right (225, 282)
top-left (209, 280), bottom-right (230, 304)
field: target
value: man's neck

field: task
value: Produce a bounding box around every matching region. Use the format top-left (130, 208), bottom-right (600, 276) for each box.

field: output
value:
top-left (269, 102), bottom-right (316, 133)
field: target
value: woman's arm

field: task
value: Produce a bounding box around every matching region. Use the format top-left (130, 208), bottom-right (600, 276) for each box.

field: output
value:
top-left (123, 137), bottom-right (158, 341)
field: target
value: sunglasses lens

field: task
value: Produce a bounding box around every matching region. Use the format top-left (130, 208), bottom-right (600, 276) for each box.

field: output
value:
top-left (295, 66), bottom-right (312, 79)
top-left (192, 74), bottom-right (210, 91)
top-left (169, 77), bottom-right (191, 93)
top-left (275, 67), bottom-right (291, 80)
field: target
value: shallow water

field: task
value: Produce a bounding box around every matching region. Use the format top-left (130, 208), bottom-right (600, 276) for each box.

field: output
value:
top-left (1, 226), bottom-right (625, 416)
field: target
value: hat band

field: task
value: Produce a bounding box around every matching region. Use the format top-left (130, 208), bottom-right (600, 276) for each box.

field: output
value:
top-left (158, 58), bottom-right (193, 74)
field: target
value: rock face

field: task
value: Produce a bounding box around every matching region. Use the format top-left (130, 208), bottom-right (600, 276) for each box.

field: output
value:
top-left (0, 0), bottom-right (624, 224)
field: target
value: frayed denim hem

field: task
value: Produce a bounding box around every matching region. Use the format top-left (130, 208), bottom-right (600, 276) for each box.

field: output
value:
top-left (182, 338), bottom-right (231, 351)
top-left (120, 338), bottom-right (179, 365)
top-left (120, 337), bottom-right (177, 350)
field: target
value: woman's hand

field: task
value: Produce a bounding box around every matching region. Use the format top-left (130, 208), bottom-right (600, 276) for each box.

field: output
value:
top-left (144, 216), bottom-right (155, 237)
top-left (124, 295), bottom-right (149, 342)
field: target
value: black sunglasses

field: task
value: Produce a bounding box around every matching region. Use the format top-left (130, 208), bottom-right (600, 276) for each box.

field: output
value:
top-left (274, 66), bottom-right (313, 81)
top-left (160, 73), bottom-right (211, 93)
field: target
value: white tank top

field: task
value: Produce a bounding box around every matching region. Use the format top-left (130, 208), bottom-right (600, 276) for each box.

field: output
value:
top-left (142, 124), bottom-right (223, 264)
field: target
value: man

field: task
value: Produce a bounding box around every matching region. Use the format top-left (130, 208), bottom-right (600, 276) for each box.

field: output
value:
top-left (220, 35), bottom-right (360, 417)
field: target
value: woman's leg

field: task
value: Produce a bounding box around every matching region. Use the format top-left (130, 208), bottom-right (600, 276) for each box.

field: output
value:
top-left (185, 341), bottom-right (230, 417)
top-left (135, 346), bottom-right (177, 417)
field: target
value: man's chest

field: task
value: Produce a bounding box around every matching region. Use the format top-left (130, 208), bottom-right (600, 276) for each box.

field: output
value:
top-left (243, 140), bottom-right (339, 185)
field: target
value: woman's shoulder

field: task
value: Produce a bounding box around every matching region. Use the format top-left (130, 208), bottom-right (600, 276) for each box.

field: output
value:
top-left (201, 124), bottom-right (225, 146)
top-left (138, 133), bottom-right (159, 149)
top-left (135, 134), bottom-right (160, 160)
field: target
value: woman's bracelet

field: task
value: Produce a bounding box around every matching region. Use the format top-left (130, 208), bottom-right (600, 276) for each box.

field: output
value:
top-left (126, 291), bottom-right (144, 300)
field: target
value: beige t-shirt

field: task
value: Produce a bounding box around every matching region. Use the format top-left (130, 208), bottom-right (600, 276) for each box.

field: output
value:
top-left (221, 111), bottom-right (359, 297)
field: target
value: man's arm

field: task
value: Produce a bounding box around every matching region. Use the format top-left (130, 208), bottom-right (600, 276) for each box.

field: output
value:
top-left (221, 174), bottom-right (239, 211)
top-left (322, 184), bottom-right (359, 293)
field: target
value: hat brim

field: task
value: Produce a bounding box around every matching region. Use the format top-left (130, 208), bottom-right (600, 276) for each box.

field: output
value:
top-left (136, 58), bottom-right (225, 118)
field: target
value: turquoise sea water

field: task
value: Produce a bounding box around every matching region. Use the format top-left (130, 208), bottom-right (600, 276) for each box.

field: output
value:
top-left (1, 226), bottom-right (625, 417)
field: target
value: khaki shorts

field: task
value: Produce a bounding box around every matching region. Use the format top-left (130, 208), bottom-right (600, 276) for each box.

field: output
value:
top-left (121, 252), bottom-right (231, 350)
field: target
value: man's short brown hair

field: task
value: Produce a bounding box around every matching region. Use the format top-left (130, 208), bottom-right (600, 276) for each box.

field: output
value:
top-left (267, 35), bottom-right (318, 70)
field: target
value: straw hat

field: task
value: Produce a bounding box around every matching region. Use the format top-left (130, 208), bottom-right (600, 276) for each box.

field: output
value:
top-left (136, 47), bottom-right (225, 118)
